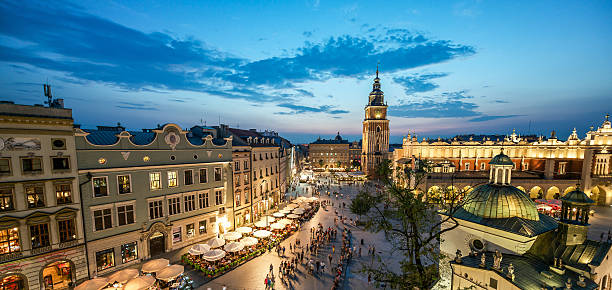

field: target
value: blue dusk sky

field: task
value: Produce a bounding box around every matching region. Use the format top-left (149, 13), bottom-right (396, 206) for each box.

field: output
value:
top-left (1, 0), bottom-right (611, 144)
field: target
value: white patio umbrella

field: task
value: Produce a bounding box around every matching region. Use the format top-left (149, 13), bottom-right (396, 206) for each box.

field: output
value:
top-left (124, 276), bottom-right (156, 290)
top-left (277, 218), bottom-right (292, 225)
top-left (300, 204), bottom-right (312, 210)
top-left (141, 258), bottom-right (169, 273)
top-left (254, 221), bottom-right (269, 228)
top-left (279, 209), bottom-right (291, 214)
top-left (188, 244), bottom-right (210, 256)
top-left (75, 278), bottom-right (109, 290)
top-left (260, 216), bottom-right (275, 223)
top-left (272, 212), bottom-right (285, 218)
top-left (224, 241), bottom-right (245, 252)
top-left (240, 237), bottom-right (258, 246)
top-left (223, 231), bottom-right (242, 241)
top-left (253, 230), bottom-right (273, 238)
top-left (156, 264), bottom-right (184, 282)
top-left (287, 214), bottom-right (300, 219)
top-left (201, 249), bottom-right (226, 262)
top-left (107, 268), bottom-right (139, 284)
top-left (270, 223), bottom-right (285, 230)
top-left (207, 236), bottom-right (226, 248)
top-left (236, 226), bottom-right (253, 234)
top-left (292, 208), bottom-right (305, 214)
top-left (286, 204), bottom-right (298, 209)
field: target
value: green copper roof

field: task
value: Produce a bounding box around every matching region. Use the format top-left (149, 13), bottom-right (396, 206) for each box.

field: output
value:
top-left (462, 184), bottom-right (539, 221)
top-left (560, 189), bottom-right (595, 204)
top-left (488, 151), bottom-right (514, 165)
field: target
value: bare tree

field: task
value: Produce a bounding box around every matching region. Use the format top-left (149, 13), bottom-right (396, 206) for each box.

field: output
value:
top-left (351, 159), bottom-right (474, 289)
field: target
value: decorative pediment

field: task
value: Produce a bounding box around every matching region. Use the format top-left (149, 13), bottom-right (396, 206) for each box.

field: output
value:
top-left (55, 207), bottom-right (78, 220)
top-left (0, 216), bottom-right (20, 229)
top-left (25, 211), bottom-right (51, 225)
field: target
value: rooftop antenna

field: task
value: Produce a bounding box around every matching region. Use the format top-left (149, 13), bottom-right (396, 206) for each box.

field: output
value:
top-left (43, 82), bottom-right (53, 106)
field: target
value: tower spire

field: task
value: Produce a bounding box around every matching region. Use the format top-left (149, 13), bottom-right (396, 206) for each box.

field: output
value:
top-left (376, 63), bottom-right (379, 78)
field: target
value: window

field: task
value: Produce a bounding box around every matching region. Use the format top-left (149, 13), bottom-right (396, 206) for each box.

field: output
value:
top-left (489, 278), bottom-right (498, 289)
top-left (559, 162), bottom-right (567, 175)
top-left (186, 224), bottom-right (195, 238)
top-left (172, 227), bottom-right (181, 244)
top-left (523, 162), bottom-right (529, 171)
top-left (480, 162), bottom-right (486, 171)
top-left (259, 169), bottom-right (263, 179)
top-left (235, 177), bottom-right (241, 187)
top-left (168, 197), bottom-right (181, 215)
top-left (117, 205), bottom-right (135, 226)
top-left (94, 208), bottom-right (112, 231)
top-left (58, 219), bottom-right (76, 242)
top-left (184, 195), bottom-right (195, 212)
top-left (121, 242), bottom-right (138, 263)
top-left (215, 189), bottom-right (224, 205)
top-left (236, 192), bottom-right (241, 207)
top-left (149, 172), bottom-right (161, 190)
top-left (51, 138), bottom-right (66, 150)
top-left (243, 160), bottom-right (248, 170)
top-left (93, 177), bottom-right (108, 197)
top-left (265, 153), bottom-right (269, 159)
top-left (21, 157), bottom-right (42, 174)
top-left (0, 187), bottom-right (14, 212)
top-left (29, 223), bottom-right (50, 249)
top-left (117, 175), bottom-right (131, 194)
top-left (234, 161), bottom-right (240, 171)
top-left (0, 228), bottom-right (20, 254)
top-left (266, 168), bottom-right (268, 176)
top-left (96, 248), bottom-right (115, 271)
top-left (168, 171), bottom-right (178, 187)
top-left (55, 183), bottom-right (72, 204)
top-left (0, 158), bottom-right (11, 175)
top-left (199, 168), bottom-right (208, 183)
top-left (199, 220), bottom-right (207, 234)
top-left (464, 163), bottom-right (470, 170)
top-left (25, 184), bottom-right (45, 208)
top-left (184, 170), bottom-right (193, 185)
top-left (149, 200), bottom-right (164, 220)
top-left (214, 167), bottom-right (222, 181)
top-left (198, 192), bottom-right (209, 209)
top-left (244, 173), bottom-right (249, 185)
top-left (52, 157), bottom-right (70, 170)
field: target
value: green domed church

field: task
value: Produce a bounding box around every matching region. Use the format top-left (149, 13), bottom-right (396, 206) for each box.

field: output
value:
top-left (443, 151), bottom-right (612, 289)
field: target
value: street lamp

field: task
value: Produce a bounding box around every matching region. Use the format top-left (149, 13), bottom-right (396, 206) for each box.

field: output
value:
top-left (261, 180), bottom-right (269, 227)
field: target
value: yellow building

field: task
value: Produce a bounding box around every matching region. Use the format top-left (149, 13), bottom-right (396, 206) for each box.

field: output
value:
top-left (308, 133), bottom-right (349, 170)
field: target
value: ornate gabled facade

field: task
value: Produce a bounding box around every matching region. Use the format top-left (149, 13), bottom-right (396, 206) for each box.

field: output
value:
top-left (75, 123), bottom-right (233, 276)
top-left (0, 101), bottom-right (88, 290)
top-left (362, 68), bottom-right (390, 177)
top-left (394, 115), bottom-right (612, 205)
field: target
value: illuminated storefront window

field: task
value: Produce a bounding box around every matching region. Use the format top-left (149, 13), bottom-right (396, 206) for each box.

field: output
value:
top-left (95, 248), bottom-right (115, 271)
top-left (121, 242), bottom-right (138, 263)
top-left (0, 228), bottom-right (20, 254)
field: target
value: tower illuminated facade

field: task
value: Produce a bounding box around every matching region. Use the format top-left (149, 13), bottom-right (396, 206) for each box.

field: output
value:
top-left (362, 67), bottom-right (390, 176)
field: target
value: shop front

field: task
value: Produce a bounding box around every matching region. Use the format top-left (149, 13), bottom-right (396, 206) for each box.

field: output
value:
top-left (41, 260), bottom-right (75, 289)
top-left (0, 274), bottom-right (27, 290)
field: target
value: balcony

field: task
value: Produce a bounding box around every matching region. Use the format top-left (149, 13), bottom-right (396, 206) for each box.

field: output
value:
top-left (59, 239), bottom-right (79, 249)
top-left (0, 252), bottom-right (23, 262)
top-left (31, 245), bottom-right (52, 255)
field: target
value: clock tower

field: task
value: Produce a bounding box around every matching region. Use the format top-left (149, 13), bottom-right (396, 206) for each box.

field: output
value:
top-left (362, 66), bottom-right (390, 177)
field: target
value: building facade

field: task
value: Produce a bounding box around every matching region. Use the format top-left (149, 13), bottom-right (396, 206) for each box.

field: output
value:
top-left (75, 123), bottom-right (233, 276)
top-left (394, 116), bottom-right (612, 205)
top-left (362, 69), bottom-right (390, 177)
top-left (308, 133), bottom-right (350, 170)
top-left (0, 101), bottom-right (88, 290)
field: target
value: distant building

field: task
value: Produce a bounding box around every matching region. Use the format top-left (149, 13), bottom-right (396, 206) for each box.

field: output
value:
top-left (74, 123), bottom-right (233, 276)
top-left (362, 68), bottom-right (390, 176)
top-left (393, 116), bottom-right (612, 205)
top-left (0, 101), bottom-right (88, 289)
top-left (308, 133), bottom-right (350, 170)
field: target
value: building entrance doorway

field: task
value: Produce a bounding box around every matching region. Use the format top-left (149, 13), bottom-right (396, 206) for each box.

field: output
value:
top-left (149, 232), bottom-right (165, 257)
top-left (0, 275), bottom-right (26, 290)
top-left (42, 260), bottom-right (74, 289)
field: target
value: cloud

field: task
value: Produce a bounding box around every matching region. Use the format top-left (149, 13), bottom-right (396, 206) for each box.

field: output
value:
top-left (390, 90), bottom-right (522, 122)
top-left (275, 103), bottom-right (349, 115)
top-left (116, 101), bottom-right (159, 111)
top-left (0, 1), bottom-right (474, 106)
top-left (295, 89), bottom-right (315, 98)
top-left (468, 115), bottom-right (523, 122)
top-left (303, 31), bottom-right (313, 38)
top-left (393, 72), bottom-right (448, 94)
top-left (493, 100), bottom-right (509, 103)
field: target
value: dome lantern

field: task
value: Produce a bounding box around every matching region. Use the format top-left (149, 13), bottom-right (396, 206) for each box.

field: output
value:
top-left (488, 149), bottom-right (514, 185)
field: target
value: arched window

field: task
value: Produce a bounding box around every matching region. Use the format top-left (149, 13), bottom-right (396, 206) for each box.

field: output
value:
top-left (376, 126), bottom-right (381, 133)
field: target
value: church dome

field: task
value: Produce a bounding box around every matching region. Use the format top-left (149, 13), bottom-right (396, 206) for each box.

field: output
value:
top-left (489, 151), bottom-right (514, 165)
top-left (462, 184), bottom-right (540, 221)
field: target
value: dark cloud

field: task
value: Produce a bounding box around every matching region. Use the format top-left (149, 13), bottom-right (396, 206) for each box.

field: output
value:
top-left (276, 103), bottom-right (349, 115)
top-left (116, 101), bottom-right (159, 111)
top-left (0, 1), bottom-right (474, 106)
top-left (468, 115), bottom-right (523, 122)
top-left (390, 91), bottom-right (521, 122)
top-left (493, 100), bottom-right (509, 103)
top-left (295, 89), bottom-right (315, 98)
top-left (393, 72), bottom-right (448, 94)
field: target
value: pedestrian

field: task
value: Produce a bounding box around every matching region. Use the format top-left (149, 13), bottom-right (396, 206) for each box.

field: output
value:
top-left (283, 246), bottom-right (286, 256)
top-left (270, 263), bottom-right (273, 273)
top-left (359, 247), bottom-right (362, 257)
top-left (368, 273), bottom-right (372, 284)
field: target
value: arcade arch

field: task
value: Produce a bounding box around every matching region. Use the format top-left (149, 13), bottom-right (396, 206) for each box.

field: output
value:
top-left (529, 186), bottom-right (543, 199)
top-left (546, 186), bottom-right (560, 200)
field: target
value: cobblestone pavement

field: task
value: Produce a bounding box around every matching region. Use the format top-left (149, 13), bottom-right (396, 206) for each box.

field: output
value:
top-left (197, 177), bottom-right (397, 290)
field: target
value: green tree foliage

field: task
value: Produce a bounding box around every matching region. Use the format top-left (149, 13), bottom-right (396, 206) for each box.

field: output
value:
top-left (353, 159), bottom-right (471, 289)
top-left (318, 159), bottom-right (324, 167)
